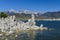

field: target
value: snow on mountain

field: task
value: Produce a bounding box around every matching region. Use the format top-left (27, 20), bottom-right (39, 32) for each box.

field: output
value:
top-left (5, 9), bottom-right (42, 16)
top-left (19, 10), bottom-right (38, 14)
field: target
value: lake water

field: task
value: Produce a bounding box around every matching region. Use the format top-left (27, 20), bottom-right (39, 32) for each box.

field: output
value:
top-left (15, 21), bottom-right (60, 40)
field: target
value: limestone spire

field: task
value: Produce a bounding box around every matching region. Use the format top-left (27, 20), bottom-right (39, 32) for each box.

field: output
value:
top-left (31, 14), bottom-right (35, 22)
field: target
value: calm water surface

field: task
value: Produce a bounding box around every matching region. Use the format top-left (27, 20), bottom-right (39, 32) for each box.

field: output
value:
top-left (15, 21), bottom-right (60, 40)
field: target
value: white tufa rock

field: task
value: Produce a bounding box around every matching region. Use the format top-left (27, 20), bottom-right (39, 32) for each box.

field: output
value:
top-left (0, 14), bottom-right (48, 33)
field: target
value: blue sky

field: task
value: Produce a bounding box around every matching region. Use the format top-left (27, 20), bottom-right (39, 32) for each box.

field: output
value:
top-left (0, 0), bottom-right (60, 12)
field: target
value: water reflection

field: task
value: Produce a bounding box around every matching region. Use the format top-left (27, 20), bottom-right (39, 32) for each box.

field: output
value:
top-left (15, 30), bottom-right (36, 40)
top-left (15, 30), bottom-right (52, 40)
top-left (27, 30), bottom-right (36, 40)
top-left (15, 28), bottom-right (60, 40)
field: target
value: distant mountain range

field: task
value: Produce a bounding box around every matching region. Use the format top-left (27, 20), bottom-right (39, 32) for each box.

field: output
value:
top-left (4, 10), bottom-right (60, 19)
top-left (42, 11), bottom-right (60, 18)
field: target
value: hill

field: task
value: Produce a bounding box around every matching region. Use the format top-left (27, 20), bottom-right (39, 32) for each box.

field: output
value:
top-left (3, 10), bottom-right (60, 20)
top-left (42, 11), bottom-right (60, 18)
